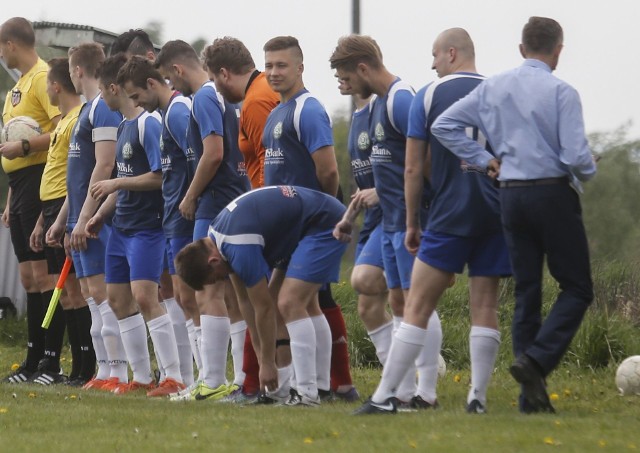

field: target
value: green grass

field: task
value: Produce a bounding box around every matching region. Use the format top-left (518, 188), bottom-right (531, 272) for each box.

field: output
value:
top-left (1, 320), bottom-right (638, 452)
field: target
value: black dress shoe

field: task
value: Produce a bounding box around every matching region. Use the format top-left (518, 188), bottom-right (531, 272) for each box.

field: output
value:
top-left (510, 355), bottom-right (555, 414)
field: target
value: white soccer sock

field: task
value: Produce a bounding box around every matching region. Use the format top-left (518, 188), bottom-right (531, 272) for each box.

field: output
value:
top-left (286, 318), bottom-right (318, 399)
top-left (230, 320), bottom-right (247, 386)
top-left (118, 313), bottom-right (152, 384)
top-left (194, 325), bottom-right (203, 381)
top-left (368, 321), bottom-right (393, 365)
top-left (186, 319), bottom-right (202, 377)
top-left (310, 314), bottom-right (331, 392)
top-left (200, 315), bottom-right (230, 388)
top-left (468, 326), bottom-right (501, 405)
top-left (87, 298), bottom-right (109, 380)
top-left (99, 301), bottom-right (128, 382)
top-left (415, 311), bottom-right (442, 404)
top-left (372, 322), bottom-right (427, 403)
top-left (267, 364), bottom-right (293, 399)
top-left (392, 316), bottom-right (417, 402)
top-left (163, 298), bottom-right (194, 386)
top-left (147, 314), bottom-right (182, 382)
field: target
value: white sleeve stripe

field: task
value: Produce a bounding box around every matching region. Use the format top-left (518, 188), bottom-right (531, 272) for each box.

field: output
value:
top-left (423, 74), bottom-right (486, 129)
top-left (293, 93), bottom-right (313, 142)
top-left (386, 81), bottom-right (415, 133)
top-left (204, 81), bottom-right (226, 114)
top-left (210, 229), bottom-right (265, 261)
top-left (92, 127), bottom-right (117, 142)
top-left (138, 111), bottom-right (161, 147)
top-left (88, 96), bottom-right (101, 127)
top-left (164, 97), bottom-right (192, 143)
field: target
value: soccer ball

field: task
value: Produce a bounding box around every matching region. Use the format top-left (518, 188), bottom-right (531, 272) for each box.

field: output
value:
top-left (0, 116), bottom-right (42, 144)
top-left (438, 354), bottom-right (447, 378)
top-left (615, 355), bottom-right (640, 396)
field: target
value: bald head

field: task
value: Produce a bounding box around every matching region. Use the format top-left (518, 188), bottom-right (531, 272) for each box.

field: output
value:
top-left (431, 28), bottom-right (476, 77)
top-left (435, 28), bottom-right (475, 59)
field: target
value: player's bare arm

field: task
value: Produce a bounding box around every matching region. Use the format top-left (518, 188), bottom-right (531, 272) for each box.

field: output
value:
top-left (245, 278), bottom-right (278, 392)
top-left (85, 192), bottom-right (116, 238)
top-left (311, 145), bottom-right (339, 196)
top-left (404, 137), bottom-right (428, 255)
top-left (46, 198), bottom-right (68, 247)
top-left (179, 133), bottom-right (223, 221)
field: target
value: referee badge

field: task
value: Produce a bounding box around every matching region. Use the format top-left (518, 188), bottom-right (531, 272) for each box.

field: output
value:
top-left (122, 142), bottom-right (134, 160)
top-left (273, 121), bottom-right (283, 139)
top-left (11, 89), bottom-right (21, 107)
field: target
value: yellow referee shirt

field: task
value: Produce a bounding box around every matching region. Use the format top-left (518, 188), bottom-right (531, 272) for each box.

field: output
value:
top-left (2, 58), bottom-right (61, 174)
top-left (40, 105), bottom-right (81, 201)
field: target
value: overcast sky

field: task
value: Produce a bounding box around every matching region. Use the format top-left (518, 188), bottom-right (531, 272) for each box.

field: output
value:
top-left (6, 0), bottom-right (639, 139)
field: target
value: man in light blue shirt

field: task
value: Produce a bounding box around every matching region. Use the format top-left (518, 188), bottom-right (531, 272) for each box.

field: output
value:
top-left (432, 16), bottom-right (597, 414)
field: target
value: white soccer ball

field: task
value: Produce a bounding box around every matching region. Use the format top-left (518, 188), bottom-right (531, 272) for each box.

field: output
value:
top-left (1, 116), bottom-right (42, 144)
top-left (438, 354), bottom-right (447, 378)
top-left (615, 355), bottom-right (640, 396)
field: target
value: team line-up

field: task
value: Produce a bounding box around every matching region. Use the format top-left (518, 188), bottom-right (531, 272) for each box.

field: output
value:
top-left (0, 15), bottom-right (596, 415)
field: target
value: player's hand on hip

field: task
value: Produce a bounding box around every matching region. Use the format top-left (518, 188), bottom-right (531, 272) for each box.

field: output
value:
top-left (487, 158), bottom-right (501, 180)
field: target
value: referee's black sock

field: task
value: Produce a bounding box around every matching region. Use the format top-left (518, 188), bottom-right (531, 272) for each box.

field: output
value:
top-left (25, 292), bottom-right (45, 371)
top-left (64, 308), bottom-right (81, 379)
top-left (75, 305), bottom-right (96, 380)
top-left (41, 290), bottom-right (65, 373)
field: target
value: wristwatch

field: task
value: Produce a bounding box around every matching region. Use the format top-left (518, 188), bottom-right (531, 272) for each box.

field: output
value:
top-left (21, 139), bottom-right (30, 157)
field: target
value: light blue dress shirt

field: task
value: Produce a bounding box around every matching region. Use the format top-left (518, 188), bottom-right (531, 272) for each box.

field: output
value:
top-left (431, 59), bottom-right (596, 186)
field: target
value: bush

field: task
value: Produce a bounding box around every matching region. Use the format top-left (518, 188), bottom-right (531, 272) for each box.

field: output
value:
top-left (336, 259), bottom-right (640, 370)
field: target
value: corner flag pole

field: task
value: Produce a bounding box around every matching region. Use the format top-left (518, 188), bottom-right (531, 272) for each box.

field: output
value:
top-left (42, 257), bottom-right (72, 329)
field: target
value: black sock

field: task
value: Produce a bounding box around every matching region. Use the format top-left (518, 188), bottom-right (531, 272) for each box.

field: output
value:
top-left (75, 306), bottom-right (96, 379)
top-left (41, 290), bottom-right (65, 372)
top-left (318, 286), bottom-right (337, 310)
top-left (64, 309), bottom-right (81, 379)
top-left (25, 292), bottom-right (45, 371)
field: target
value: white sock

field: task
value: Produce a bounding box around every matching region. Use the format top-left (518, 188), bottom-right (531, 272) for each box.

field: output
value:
top-left (267, 364), bottom-right (293, 399)
top-left (147, 314), bottom-right (182, 382)
top-left (468, 326), bottom-right (501, 405)
top-left (163, 298), bottom-right (194, 386)
top-left (87, 298), bottom-right (109, 380)
top-left (194, 325), bottom-right (203, 381)
top-left (230, 320), bottom-right (247, 386)
top-left (286, 318), bottom-right (317, 399)
top-left (200, 315), bottom-right (230, 388)
top-left (118, 313), bottom-right (152, 384)
top-left (99, 301), bottom-right (128, 382)
top-left (392, 316), bottom-right (417, 402)
top-left (372, 322), bottom-right (426, 403)
top-left (186, 319), bottom-right (202, 377)
top-left (416, 311), bottom-right (442, 404)
top-left (368, 321), bottom-right (393, 365)
top-left (310, 314), bottom-right (331, 392)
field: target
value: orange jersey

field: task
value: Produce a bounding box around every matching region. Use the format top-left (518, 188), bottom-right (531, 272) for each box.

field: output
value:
top-left (238, 72), bottom-right (279, 188)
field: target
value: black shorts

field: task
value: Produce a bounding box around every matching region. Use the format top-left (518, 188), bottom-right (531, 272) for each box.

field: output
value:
top-left (8, 164), bottom-right (46, 263)
top-left (42, 197), bottom-right (74, 275)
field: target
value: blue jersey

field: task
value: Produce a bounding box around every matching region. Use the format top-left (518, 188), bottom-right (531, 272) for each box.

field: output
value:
top-left (348, 104), bottom-right (382, 238)
top-left (186, 81), bottom-right (250, 220)
top-left (161, 93), bottom-right (195, 238)
top-left (209, 185), bottom-right (345, 287)
top-left (67, 95), bottom-right (122, 226)
top-left (369, 78), bottom-right (427, 232)
top-left (114, 111), bottom-right (163, 231)
top-left (408, 73), bottom-right (501, 237)
top-left (262, 89), bottom-right (333, 190)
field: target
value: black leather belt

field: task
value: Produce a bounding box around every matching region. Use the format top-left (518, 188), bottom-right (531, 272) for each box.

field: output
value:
top-left (499, 177), bottom-right (568, 188)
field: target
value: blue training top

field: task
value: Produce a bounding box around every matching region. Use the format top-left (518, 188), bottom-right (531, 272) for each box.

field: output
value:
top-left (186, 81), bottom-right (250, 220)
top-left (161, 92), bottom-right (195, 238)
top-left (408, 73), bottom-right (501, 237)
top-left (348, 104), bottom-right (382, 238)
top-left (209, 185), bottom-right (345, 287)
top-left (113, 110), bottom-right (163, 231)
top-left (67, 95), bottom-right (122, 227)
top-left (262, 89), bottom-right (333, 190)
